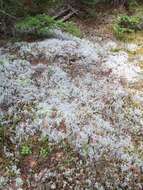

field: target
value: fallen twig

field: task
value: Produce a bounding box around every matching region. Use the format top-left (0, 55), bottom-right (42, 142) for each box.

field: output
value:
top-left (53, 5), bottom-right (78, 22)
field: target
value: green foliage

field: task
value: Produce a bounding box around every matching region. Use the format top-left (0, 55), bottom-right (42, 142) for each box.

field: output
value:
top-left (119, 15), bottom-right (141, 29)
top-left (40, 147), bottom-right (50, 157)
top-left (113, 24), bottom-right (132, 39)
top-left (16, 14), bottom-right (56, 36)
top-left (58, 21), bottom-right (81, 37)
top-left (113, 15), bottom-right (142, 39)
top-left (16, 14), bottom-right (81, 38)
top-left (20, 145), bottom-right (32, 156)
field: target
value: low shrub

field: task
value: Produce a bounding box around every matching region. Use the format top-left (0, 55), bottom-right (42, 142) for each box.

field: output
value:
top-left (16, 14), bottom-right (56, 36)
top-left (16, 14), bottom-right (81, 38)
top-left (113, 15), bottom-right (143, 39)
top-left (119, 15), bottom-right (141, 29)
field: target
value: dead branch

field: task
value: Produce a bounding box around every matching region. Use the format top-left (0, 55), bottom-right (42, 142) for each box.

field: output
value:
top-left (61, 11), bottom-right (75, 22)
top-left (53, 8), bottom-right (70, 20)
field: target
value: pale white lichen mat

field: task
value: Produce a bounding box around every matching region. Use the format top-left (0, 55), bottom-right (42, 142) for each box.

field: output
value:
top-left (0, 35), bottom-right (143, 189)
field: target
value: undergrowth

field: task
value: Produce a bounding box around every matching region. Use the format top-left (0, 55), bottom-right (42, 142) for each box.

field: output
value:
top-left (113, 15), bottom-right (143, 40)
top-left (16, 14), bottom-right (81, 39)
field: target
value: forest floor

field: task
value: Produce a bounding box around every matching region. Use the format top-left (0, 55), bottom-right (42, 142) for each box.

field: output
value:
top-left (0, 4), bottom-right (143, 190)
